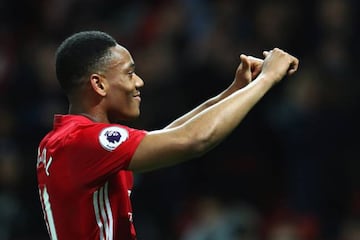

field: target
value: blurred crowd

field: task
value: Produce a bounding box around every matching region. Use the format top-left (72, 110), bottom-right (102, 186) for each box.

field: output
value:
top-left (0, 0), bottom-right (359, 239)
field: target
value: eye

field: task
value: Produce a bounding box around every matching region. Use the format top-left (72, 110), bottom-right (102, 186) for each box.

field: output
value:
top-left (128, 70), bottom-right (135, 75)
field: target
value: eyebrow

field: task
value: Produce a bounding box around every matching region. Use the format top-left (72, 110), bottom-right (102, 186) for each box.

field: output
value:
top-left (124, 63), bottom-right (135, 73)
top-left (127, 63), bottom-right (135, 70)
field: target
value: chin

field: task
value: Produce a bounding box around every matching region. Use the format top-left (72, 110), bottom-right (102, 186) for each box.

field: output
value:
top-left (128, 110), bottom-right (141, 120)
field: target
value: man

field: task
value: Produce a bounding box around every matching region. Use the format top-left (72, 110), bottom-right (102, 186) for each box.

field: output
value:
top-left (36, 30), bottom-right (298, 239)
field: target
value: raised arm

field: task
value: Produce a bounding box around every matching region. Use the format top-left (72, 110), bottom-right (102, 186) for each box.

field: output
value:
top-left (165, 54), bottom-right (263, 129)
top-left (129, 48), bottom-right (299, 172)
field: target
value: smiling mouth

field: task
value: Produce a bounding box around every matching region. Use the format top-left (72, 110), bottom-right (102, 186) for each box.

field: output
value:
top-left (133, 92), bottom-right (141, 101)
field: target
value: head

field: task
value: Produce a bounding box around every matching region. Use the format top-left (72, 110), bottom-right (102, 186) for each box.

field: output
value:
top-left (55, 31), bottom-right (144, 122)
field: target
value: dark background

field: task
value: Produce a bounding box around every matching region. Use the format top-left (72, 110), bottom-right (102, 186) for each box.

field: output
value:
top-left (0, 0), bottom-right (359, 239)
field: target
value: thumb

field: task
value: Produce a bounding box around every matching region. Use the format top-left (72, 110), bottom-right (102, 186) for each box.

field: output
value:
top-left (263, 50), bottom-right (270, 58)
top-left (240, 54), bottom-right (251, 72)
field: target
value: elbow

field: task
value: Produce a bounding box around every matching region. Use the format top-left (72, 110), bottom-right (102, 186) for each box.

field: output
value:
top-left (185, 126), bottom-right (218, 158)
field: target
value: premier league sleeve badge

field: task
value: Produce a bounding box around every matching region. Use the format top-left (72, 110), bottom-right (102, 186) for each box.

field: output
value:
top-left (99, 126), bottom-right (129, 151)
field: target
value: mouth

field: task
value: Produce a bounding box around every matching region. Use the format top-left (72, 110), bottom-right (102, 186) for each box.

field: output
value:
top-left (133, 92), bottom-right (141, 101)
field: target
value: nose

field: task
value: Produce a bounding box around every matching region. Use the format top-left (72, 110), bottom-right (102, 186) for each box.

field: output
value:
top-left (134, 73), bottom-right (144, 87)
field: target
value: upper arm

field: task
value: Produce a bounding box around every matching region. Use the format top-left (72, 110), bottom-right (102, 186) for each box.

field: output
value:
top-left (128, 128), bottom-right (202, 172)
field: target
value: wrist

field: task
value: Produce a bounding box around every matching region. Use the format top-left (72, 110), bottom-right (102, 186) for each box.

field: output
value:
top-left (256, 73), bottom-right (278, 88)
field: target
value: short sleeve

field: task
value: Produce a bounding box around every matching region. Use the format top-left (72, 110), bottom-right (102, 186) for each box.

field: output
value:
top-left (65, 123), bottom-right (146, 186)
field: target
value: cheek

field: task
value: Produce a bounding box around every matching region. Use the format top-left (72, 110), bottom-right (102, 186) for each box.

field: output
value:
top-left (115, 91), bottom-right (134, 109)
top-left (108, 82), bottom-right (134, 105)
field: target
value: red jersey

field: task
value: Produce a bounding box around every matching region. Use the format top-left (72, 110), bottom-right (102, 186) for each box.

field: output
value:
top-left (36, 114), bottom-right (146, 240)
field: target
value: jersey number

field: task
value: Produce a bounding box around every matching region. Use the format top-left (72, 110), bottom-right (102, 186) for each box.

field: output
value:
top-left (39, 186), bottom-right (58, 240)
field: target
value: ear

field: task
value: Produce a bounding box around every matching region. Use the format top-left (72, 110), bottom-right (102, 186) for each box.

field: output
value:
top-left (89, 74), bottom-right (107, 97)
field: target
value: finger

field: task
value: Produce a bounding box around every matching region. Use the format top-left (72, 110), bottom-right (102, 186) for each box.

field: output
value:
top-left (240, 54), bottom-right (251, 71)
top-left (247, 56), bottom-right (263, 78)
top-left (247, 56), bottom-right (264, 62)
top-left (263, 50), bottom-right (270, 58)
top-left (247, 56), bottom-right (264, 67)
top-left (287, 57), bottom-right (299, 75)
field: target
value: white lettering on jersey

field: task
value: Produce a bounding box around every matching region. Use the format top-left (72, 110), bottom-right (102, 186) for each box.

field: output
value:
top-left (99, 126), bottom-right (129, 151)
top-left (37, 148), bottom-right (53, 176)
top-left (128, 212), bottom-right (133, 223)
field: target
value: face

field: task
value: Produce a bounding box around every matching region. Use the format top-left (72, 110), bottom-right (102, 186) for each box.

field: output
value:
top-left (102, 44), bottom-right (144, 122)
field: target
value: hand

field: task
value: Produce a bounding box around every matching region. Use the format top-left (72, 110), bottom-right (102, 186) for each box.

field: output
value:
top-left (233, 54), bottom-right (264, 89)
top-left (261, 48), bottom-right (299, 84)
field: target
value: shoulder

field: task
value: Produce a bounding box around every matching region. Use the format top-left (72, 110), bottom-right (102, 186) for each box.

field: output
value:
top-left (74, 122), bottom-right (147, 152)
top-left (46, 114), bottom-right (147, 154)
top-left (97, 124), bottom-right (138, 151)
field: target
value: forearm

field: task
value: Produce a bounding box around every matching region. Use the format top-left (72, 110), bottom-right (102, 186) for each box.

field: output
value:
top-left (164, 81), bottom-right (240, 129)
top-left (164, 55), bottom-right (266, 129)
top-left (180, 75), bottom-right (273, 154)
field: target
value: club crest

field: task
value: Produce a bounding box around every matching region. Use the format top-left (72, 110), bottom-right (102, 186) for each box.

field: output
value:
top-left (99, 126), bottom-right (129, 151)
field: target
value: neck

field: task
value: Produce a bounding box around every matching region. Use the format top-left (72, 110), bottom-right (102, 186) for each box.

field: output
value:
top-left (68, 104), bottom-right (108, 123)
top-left (67, 89), bottom-right (110, 123)
top-left (78, 113), bottom-right (99, 122)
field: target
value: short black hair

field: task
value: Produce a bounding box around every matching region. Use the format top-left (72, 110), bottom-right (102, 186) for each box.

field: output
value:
top-left (55, 31), bottom-right (117, 94)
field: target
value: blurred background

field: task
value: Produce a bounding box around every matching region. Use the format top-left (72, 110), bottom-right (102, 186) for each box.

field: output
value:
top-left (1, 0), bottom-right (359, 239)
